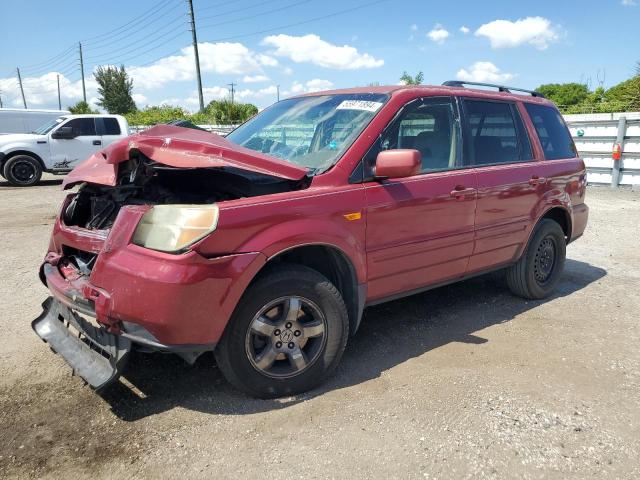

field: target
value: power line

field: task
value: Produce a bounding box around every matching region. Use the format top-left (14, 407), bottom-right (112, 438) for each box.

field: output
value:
top-left (81, 0), bottom-right (176, 43)
top-left (198, 0), bottom-right (313, 29)
top-left (83, 3), bottom-right (184, 50)
top-left (84, 29), bottom-right (190, 70)
top-left (19, 44), bottom-right (76, 73)
top-left (198, 0), bottom-right (390, 40)
top-left (196, 0), bottom-right (249, 13)
top-left (85, 16), bottom-right (188, 62)
top-left (198, 0), bottom-right (280, 21)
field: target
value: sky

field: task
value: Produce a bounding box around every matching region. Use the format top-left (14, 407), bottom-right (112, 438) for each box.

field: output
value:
top-left (0, 0), bottom-right (639, 112)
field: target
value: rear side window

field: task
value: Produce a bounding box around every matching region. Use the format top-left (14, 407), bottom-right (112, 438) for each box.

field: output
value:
top-left (462, 100), bottom-right (532, 166)
top-left (524, 104), bottom-right (576, 160)
top-left (96, 117), bottom-right (121, 135)
top-left (64, 118), bottom-right (96, 136)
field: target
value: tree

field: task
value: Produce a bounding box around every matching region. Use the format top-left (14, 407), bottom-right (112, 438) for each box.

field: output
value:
top-left (68, 100), bottom-right (97, 114)
top-left (535, 83), bottom-right (590, 108)
top-left (94, 65), bottom-right (137, 114)
top-left (604, 73), bottom-right (640, 111)
top-left (400, 71), bottom-right (424, 85)
top-left (195, 99), bottom-right (258, 124)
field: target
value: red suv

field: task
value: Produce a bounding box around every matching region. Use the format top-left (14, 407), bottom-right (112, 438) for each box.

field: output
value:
top-left (33, 81), bottom-right (588, 398)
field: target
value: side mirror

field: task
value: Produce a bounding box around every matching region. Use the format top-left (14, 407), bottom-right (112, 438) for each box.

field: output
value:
top-left (51, 126), bottom-right (76, 139)
top-left (374, 149), bottom-right (421, 180)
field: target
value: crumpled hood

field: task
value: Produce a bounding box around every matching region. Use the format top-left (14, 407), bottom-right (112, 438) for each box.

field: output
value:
top-left (0, 133), bottom-right (43, 144)
top-left (62, 124), bottom-right (309, 188)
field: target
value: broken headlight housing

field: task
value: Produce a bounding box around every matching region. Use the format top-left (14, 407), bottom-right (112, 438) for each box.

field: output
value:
top-left (132, 205), bottom-right (219, 253)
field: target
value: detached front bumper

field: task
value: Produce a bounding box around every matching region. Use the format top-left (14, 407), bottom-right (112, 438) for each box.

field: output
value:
top-left (32, 297), bottom-right (131, 390)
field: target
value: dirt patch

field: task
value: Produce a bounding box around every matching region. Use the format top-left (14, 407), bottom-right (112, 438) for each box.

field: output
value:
top-left (1, 179), bottom-right (639, 478)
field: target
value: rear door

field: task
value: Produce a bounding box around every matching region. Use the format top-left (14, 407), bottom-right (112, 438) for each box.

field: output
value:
top-left (49, 117), bottom-right (101, 170)
top-left (363, 96), bottom-right (478, 301)
top-left (96, 116), bottom-right (123, 147)
top-left (460, 98), bottom-right (541, 273)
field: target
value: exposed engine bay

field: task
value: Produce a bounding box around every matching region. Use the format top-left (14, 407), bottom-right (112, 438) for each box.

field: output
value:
top-left (63, 151), bottom-right (308, 230)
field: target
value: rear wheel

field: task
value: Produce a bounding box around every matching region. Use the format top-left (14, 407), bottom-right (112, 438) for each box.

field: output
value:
top-left (506, 218), bottom-right (566, 299)
top-left (3, 154), bottom-right (42, 187)
top-left (215, 264), bottom-right (349, 398)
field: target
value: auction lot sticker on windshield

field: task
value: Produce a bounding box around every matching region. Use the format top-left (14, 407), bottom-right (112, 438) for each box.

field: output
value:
top-left (336, 100), bottom-right (384, 112)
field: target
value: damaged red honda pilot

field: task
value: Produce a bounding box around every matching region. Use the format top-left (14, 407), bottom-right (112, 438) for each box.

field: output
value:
top-left (33, 81), bottom-right (588, 398)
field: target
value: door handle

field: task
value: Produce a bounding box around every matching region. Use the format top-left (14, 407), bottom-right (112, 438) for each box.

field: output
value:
top-left (529, 176), bottom-right (547, 186)
top-left (93, 140), bottom-right (102, 146)
top-left (450, 186), bottom-right (476, 200)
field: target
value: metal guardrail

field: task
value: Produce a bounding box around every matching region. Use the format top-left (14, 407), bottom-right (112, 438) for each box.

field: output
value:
top-left (564, 113), bottom-right (640, 187)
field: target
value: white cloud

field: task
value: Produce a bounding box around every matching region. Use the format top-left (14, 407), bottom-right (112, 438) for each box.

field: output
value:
top-left (261, 34), bottom-right (384, 69)
top-left (0, 72), bottom-right (100, 110)
top-left (475, 17), bottom-right (559, 50)
top-left (242, 74), bottom-right (270, 83)
top-left (459, 26), bottom-right (470, 34)
top-left (129, 42), bottom-right (277, 90)
top-left (621, 0), bottom-right (637, 5)
top-left (285, 79), bottom-right (334, 96)
top-left (236, 85), bottom-right (278, 100)
top-left (427, 25), bottom-right (450, 44)
top-left (410, 24), bottom-right (418, 32)
top-left (132, 93), bottom-right (147, 105)
top-left (456, 61), bottom-right (515, 83)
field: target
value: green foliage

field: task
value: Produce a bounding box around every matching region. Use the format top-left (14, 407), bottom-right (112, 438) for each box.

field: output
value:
top-left (400, 71), bottom-right (424, 85)
top-left (125, 105), bottom-right (189, 126)
top-left (125, 100), bottom-right (259, 127)
top-left (94, 65), bottom-right (137, 114)
top-left (536, 64), bottom-right (640, 114)
top-left (68, 100), bottom-right (97, 114)
top-left (536, 83), bottom-right (590, 107)
top-left (198, 99), bottom-right (259, 124)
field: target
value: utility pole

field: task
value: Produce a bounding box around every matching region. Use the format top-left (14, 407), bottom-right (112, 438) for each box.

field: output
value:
top-left (79, 42), bottom-right (86, 102)
top-left (228, 82), bottom-right (236, 104)
top-left (56, 74), bottom-right (62, 109)
top-left (187, 0), bottom-right (204, 111)
top-left (0, 91), bottom-right (3, 108)
top-left (276, 85), bottom-right (280, 102)
top-left (16, 67), bottom-right (27, 109)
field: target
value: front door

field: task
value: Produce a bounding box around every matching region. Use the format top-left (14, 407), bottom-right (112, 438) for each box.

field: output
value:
top-left (50, 117), bottom-right (102, 170)
top-left (363, 97), bottom-right (477, 302)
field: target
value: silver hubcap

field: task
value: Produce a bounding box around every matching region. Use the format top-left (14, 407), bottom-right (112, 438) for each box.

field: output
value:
top-left (245, 296), bottom-right (327, 378)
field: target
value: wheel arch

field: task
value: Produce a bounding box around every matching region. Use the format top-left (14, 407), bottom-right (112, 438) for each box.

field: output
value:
top-left (1, 150), bottom-right (46, 172)
top-left (251, 243), bottom-right (365, 337)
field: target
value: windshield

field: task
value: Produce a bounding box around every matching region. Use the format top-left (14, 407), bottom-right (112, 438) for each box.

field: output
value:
top-left (226, 93), bottom-right (388, 174)
top-left (33, 116), bottom-right (66, 135)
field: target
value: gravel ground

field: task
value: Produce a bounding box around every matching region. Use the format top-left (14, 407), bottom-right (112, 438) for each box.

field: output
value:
top-left (1, 176), bottom-right (639, 479)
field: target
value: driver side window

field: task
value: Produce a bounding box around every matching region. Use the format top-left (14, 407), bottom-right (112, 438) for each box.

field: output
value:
top-left (63, 118), bottom-right (97, 136)
top-left (361, 97), bottom-right (460, 180)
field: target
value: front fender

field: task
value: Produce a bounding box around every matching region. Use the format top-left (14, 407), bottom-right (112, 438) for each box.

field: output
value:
top-left (0, 143), bottom-right (48, 166)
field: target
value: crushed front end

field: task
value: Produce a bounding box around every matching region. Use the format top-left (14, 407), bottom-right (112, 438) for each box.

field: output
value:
top-left (32, 127), bottom-right (306, 389)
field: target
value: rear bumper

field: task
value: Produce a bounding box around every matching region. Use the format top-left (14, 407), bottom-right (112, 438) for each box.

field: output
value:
top-left (32, 297), bottom-right (131, 390)
top-left (570, 202), bottom-right (589, 242)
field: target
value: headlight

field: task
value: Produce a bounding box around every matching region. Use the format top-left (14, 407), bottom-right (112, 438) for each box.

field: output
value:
top-left (132, 204), bottom-right (219, 253)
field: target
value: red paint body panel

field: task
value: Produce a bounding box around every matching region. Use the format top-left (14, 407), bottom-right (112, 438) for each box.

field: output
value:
top-left (41, 85), bottom-right (588, 348)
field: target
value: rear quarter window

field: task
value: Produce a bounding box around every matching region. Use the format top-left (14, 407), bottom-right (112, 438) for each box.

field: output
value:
top-left (96, 117), bottom-right (121, 135)
top-left (524, 103), bottom-right (576, 160)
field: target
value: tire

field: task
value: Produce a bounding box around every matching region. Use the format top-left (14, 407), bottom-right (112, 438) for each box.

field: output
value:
top-left (3, 154), bottom-right (42, 187)
top-left (215, 264), bottom-right (349, 398)
top-left (506, 218), bottom-right (566, 299)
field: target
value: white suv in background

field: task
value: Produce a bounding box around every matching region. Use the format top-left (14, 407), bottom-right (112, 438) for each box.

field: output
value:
top-left (0, 114), bottom-right (129, 186)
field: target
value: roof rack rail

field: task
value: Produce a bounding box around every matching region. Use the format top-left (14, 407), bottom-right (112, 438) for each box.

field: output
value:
top-left (442, 80), bottom-right (545, 98)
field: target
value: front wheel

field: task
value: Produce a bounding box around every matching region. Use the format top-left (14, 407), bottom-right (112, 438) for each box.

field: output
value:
top-left (215, 264), bottom-right (349, 398)
top-left (3, 154), bottom-right (42, 187)
top-left (506, 218), bottom-right (566, 299)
